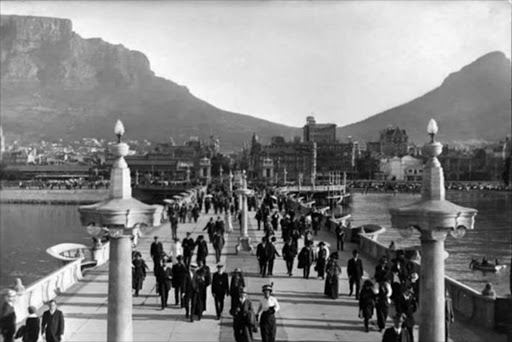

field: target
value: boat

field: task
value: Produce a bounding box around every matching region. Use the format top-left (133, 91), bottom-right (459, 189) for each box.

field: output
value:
top-left (46, 243), bottom-right (96, 269)
top-left (349, 224), bottom-right (386, 243)
top-left (469, 259), bottom-right (507, 272)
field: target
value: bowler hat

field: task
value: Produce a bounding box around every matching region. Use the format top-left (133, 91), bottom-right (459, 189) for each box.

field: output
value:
top-left (217, 264), bottom-right (224, 268)
top-left (190, 263), bottom-right (198, 269)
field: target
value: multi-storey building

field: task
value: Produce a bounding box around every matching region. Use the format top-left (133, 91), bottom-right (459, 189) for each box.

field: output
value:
top-left (249, 117), bottom-right (357, 184)
top-left (379, 126), bottom-right (408, 157)
top-left (303, 116), bottom-right (336, 143)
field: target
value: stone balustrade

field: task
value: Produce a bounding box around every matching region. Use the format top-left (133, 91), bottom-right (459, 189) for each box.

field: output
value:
top-left (13, 258), bottom-right (82, 323)
top-left (357, 234), bottom-right (511, 331)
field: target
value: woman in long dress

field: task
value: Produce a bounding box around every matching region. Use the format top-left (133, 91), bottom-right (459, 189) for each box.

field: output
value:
top-left (358, 280), bottom-right (376, 332)
top-left (256, 284), bottom-right (280, 342)
top-left (324, 252), bottom-right (341, 299)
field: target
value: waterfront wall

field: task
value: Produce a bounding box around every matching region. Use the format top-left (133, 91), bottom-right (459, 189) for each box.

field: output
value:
top-left (0, 189), bottom-right (108, 204)
top-left (357, 234), bottom-right (512, 331)
top-left (13, 258), bottom-right (82, 324)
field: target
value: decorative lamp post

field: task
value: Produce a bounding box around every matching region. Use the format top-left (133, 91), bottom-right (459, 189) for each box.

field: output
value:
top-left (79, 120), bottom-right (157, 342)
top-left (389, 119), bottom-right (477, 342)
top-left (283, 167), bottom-right (287, 186)
top-left (298, 173), bottom-right (303, 191)
top-left (234, 170), bottom-right (253, 253)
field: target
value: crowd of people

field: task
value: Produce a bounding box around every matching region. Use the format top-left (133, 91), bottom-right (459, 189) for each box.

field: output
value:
top-left (1, 181), bottom-right (468, 342)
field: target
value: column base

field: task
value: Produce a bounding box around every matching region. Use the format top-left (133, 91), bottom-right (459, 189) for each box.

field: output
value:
top-left (235, 236), bottom-right (254, 255)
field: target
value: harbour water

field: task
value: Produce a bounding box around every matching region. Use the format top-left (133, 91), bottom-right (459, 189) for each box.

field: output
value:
top-left (0, 204), bottom-right (89, 288)
top-left (348, 191), bottom-right (511, 295)
top-left (0, 191), bottom-right (510, 294)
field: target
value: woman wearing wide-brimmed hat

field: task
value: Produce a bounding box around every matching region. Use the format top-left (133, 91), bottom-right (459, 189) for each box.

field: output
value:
top-left (358, 279), bottom-right (376, 332)
top-left (324, 252), bottom-right (342, 299)
top-left (256, 284), bottom-right (280, 342)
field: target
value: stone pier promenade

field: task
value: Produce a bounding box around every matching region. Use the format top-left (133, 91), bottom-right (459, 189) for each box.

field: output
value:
top-left (33, 211), bottom-right (506, 341)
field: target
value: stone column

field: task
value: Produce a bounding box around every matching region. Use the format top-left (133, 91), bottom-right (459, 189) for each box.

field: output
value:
top-left (107, 234), bottom-right (133, 342)
top-left (235, 171), bottom-right (253, 253)
top-left (419, 230), bottom-right (447, 342)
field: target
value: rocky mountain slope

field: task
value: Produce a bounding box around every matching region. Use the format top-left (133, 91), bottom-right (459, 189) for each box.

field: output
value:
top-left (337, 51), bottom-right (511, 145)
top-left (0, 15), bottom-right (299, 151)
top-left (1, 15), bottom-right (509, 151)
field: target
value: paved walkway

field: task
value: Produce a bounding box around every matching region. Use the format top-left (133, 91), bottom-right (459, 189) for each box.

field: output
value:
top-left (32, 209), bottom-right (506, 341)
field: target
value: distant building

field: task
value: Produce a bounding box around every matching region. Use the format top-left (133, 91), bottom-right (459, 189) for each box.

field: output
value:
top-left (379, 126), bottom-right (408, 157)
top-left (378, 155), bottom-right (423, 181)
top-left (250, 117), bottom-right (357, 183)
top-left (303, 116), bottom-right (336, 144)
top-left (106, 137), bottom-right (215, 183)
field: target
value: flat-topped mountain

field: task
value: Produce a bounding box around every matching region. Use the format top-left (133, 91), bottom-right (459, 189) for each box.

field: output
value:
top-left (0, 15), bottom-right (299, 151)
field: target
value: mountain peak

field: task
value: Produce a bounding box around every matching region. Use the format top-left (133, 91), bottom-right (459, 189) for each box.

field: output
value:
top-left (442, 50), bottom-right (511, 87)
top-left (338, 51), bottom-right (511, 145)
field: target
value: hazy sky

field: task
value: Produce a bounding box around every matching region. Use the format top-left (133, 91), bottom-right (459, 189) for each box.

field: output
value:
top-left (1, 1), bottom-right (510, 128)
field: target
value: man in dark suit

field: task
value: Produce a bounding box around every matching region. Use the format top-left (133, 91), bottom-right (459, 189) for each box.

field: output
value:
top-left (41, 300), bottom-right (64, 342)
top-left (233, 288), bottom-right (256, 342)
top-left (256, 237), bottom-right (270, 277)
top-left (211, 264), bottom-right (230, 319)
top-left (182, 263), bottom-right (197, 321)
top-left (182, 232), bottom-right (195, 268)
top-left (212, 231), bottom-right (225, 264)
top-left (150, 236), bottom-right (164, 271)
top-left (266, 236), bottom-right (280, 276)
top-left (382, 314), bottom-right (410, 342)
top-left (195, 235), bottom-right (209, 265)
top-left (347, 249), bottom-right (364, 299)
top-left (197, 260), bottom-right (212, 313)
top-left (155, 258), bottom-right (173, 309)
top-left (172, 255), bottom-right (187, 306)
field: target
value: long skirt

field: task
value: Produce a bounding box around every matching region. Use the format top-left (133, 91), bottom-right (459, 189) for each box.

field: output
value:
top-left (260, 311), bottom-right (276, 342)
top-left (324, 275), bottom-right (339, 299)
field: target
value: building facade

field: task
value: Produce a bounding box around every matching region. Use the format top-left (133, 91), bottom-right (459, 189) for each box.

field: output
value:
top-left (250, 117), bottom-right (357, 184)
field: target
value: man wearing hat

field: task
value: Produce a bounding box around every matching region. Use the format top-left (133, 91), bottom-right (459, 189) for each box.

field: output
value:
top-left (347, 249), bottom-right (364, 299)
top-left (281, 237), bottom-right (297, 276)
top-left (150, 236), bottom-right (164, 272)
top-left (382, 314), bottom-right (411, 342)
top-left (195, 235), bottom-right (209, 265)
top-left (230, 268), bottom-right (246, 314)
top-left (256, 284), bottom-right (280, 342)
top-left (155, 257), bottom-right (173, 309)
top-left (396, 284), bottom-right (417, 342)
top-left (182, 263), bottom-right (197, 321)
top-left (182, 232), bottom-right (195, 268)
top-left (212, 264), bottom-right (230, 319)
top-left (172, 255), bottom-right (187, 306)
top-left (315, 241), bottom-right (328, 280)
top-left (232, 287), bottom-right (256, 342)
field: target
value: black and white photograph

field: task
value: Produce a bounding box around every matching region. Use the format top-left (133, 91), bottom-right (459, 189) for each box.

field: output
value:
top-left (0, 1), bottom-right (510, 341)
